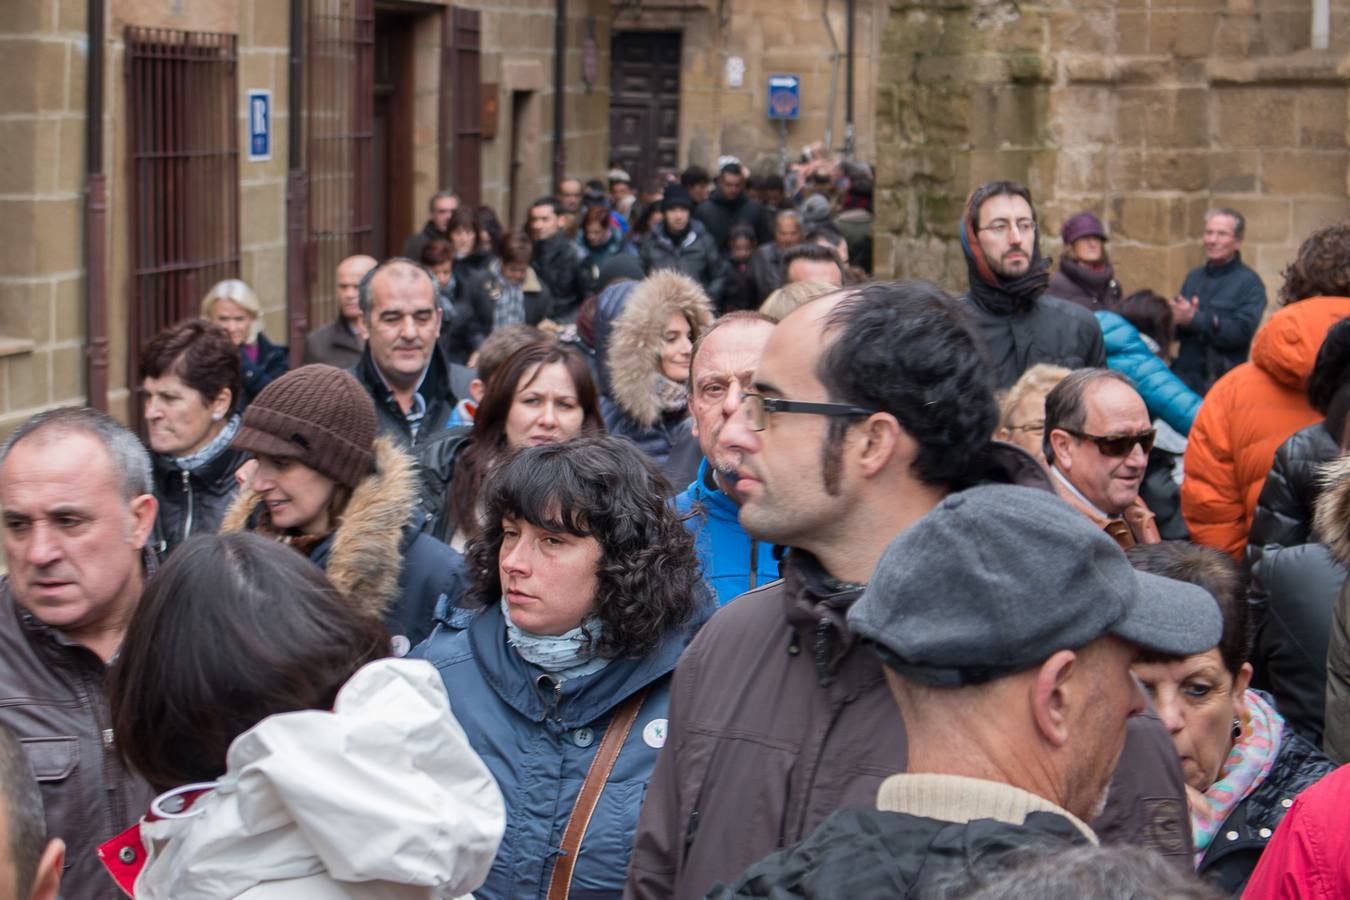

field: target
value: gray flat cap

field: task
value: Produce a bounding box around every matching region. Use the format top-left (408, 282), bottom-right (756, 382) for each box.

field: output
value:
top-left (848, 484), bottom-right (1223, 686)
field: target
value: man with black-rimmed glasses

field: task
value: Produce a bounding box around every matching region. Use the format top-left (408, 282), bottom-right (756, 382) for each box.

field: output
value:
top-left (958, 179), bottom-right (1106, 388)
top-left (625, 282), bottom-right (1191, 900)
top-left (1045, 368), bottom-right (1162, 549)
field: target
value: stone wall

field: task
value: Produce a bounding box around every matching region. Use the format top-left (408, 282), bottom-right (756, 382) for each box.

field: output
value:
top-left (875, 0), bottom-right (1350, 303)
top-left (0, 3), bottom-right (90, 437)
top-left (613, 0), bottom-right (879, 174)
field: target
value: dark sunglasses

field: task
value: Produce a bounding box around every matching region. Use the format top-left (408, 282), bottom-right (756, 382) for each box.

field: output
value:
top-left (1061, 427), bottom-right (1156, 458)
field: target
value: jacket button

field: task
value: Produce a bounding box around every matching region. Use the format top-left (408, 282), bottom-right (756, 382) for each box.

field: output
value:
top-left (1226, 831), bottom-right (1239, 841)
top-left (1259, 827), bottom-right (1272, 838)
top-left (1281, 798), bottom-right (1293, 808)
top-left (118, 846), bottom-right (137, 864)
top-left (573, 727), bottom-right (594, 748)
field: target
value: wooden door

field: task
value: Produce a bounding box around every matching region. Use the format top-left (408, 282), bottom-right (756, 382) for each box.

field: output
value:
top-left (609, 31), bottom-right (681, 186)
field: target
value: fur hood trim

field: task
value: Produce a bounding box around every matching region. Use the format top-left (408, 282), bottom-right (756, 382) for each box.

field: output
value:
top-left (220, 435), bottom-right (416, 619)
top-left (1315, 453), bottom-right (1350, 566)
top-left (605, 269), bottom-right (714, 427)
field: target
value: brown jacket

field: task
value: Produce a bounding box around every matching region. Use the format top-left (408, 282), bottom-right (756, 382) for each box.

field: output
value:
top-left (1052, 474), bottom-right (1161, 550)
top-left (0, 580), bottom-right (153, 899)
top-left (625, 552), bottom-right (1192, 900)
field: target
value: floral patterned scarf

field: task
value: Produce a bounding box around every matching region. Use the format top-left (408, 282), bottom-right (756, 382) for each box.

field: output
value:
top-left (1190, 689), bottom-right (1284, 862)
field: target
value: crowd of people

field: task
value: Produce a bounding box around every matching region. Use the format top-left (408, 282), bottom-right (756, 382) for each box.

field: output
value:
top-left (2, 167), bottom-right (1350, 900)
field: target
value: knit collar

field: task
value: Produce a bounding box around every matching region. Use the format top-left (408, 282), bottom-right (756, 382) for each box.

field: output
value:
top-left (1205, 250), bottom-right (1244, 275)
top-left (876, 773), bottom-right (1098, 845)
top-left (161, 414), bottom-right (241, 473)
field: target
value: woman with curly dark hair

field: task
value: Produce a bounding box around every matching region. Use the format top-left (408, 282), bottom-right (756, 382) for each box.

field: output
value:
top-left (412, 436), bottom-right (712, 900)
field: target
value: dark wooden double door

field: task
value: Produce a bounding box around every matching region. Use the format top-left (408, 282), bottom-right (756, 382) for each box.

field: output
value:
top-left (609, 31), bottom-right (681, 186)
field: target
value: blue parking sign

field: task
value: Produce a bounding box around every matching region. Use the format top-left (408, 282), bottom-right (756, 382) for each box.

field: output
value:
top-left (767, 75), bottom-right (800, 120)
top-left (248, 90), bottom-right (271, 162)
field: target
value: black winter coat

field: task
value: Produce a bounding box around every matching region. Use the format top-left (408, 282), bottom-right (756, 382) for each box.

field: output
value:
top-left (709, 807), bottom-right (1086, 899)
top-left (694, 191), bottom-right (773, 247)
top-left (639, 225), bottom-right (726, 304)
top-left (240, 333), bottom-right (289, 408)
top-left (1247, 420), bottom-right (1339, 595)
top-left (350, 345), bottom-right (458, 450)
top-left (959, 291), bottom-right (1107, 389)
top-left (151, 441), bottom-right (250, 557)
top-left (532, 232), bottom-right (588, 323)
top-left (1253, 542), bottom-right (1345, 745)
top-left (1197, 724), bottom-right (1334, 895)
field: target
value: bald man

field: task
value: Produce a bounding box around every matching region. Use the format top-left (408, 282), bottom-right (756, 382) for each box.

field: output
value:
top-left (303, 254), bottom-right (378, 368)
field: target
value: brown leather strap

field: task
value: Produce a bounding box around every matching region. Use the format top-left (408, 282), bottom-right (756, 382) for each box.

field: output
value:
top-left (546, 686), bottom-right (650, 900)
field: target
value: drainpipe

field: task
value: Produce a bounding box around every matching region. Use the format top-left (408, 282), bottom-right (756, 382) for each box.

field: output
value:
top-left (553, 0), bottom-right (566, 191)
top-left (844, 0), bottom-right (855, 158)
top-left (285, 0), bottom-right (309, 368)
top-left (84, 0), bottom-right (109, 411)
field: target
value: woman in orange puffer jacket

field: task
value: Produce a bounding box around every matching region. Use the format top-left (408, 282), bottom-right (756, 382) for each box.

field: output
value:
top-left (1182, 222), bottom-right (1350, 560)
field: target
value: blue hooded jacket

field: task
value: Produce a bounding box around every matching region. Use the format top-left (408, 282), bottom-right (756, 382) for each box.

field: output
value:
top-left (675, 459), bottom-right (782, 605)
top-left (1095, 310), bottom-right (1202, 436)
top-left (411, 596), bottom-right (709, 900)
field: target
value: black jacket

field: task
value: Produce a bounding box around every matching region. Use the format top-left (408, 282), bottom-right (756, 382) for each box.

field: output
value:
top-left (1173, 252), bottom-right (1268, 395)
top-left (958, 290), bottom-right (1107, 389)
top-left (639, 224), bottom-right (726, 304)
top-left (1197, 725), bottom-right (1334, 895)
top-left (709, 807), bottom-right (1086, 899)
top-left (151, 440), bottom-right (250, 557)
top-left (240, 333), bottom-right (289, 408)
top-left (350, 344), bottom-right (458, 450)
top-left (466, 269), bottom-right (554, 338)
top-left (748, 243), bottom-right (786, 302)
top-left (1247, 420), bottom-right (1339, 591)
top-left (1254, 541), bottom-right (1345, 745)
top-left (532, 232), bottom-right (588, 323)
top-left (402, 219), bottom-right (448, 262)
top-left (694, 191), bottom-right (773, 247)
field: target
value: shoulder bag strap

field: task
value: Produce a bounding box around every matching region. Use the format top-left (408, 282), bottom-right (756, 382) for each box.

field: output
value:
top-left (545, 685), bottom-right (651, 900)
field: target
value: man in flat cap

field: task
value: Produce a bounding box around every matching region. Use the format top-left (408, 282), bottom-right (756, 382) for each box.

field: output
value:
top-left (712, 483), bottom-right (1223, 898)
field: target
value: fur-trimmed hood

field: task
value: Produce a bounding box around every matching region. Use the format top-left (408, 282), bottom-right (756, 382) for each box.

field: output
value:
top-left (1316, 454), bottom-right (1350, 566)
top-left (605, 269), bottom-right (714, 427)
top-left (220, 435), bottom-right (417, 620)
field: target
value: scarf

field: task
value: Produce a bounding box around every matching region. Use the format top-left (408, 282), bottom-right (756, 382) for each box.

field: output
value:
top-left (161, 414), bottom-right (241, 473)
top-left (495, 280), bottom-right (527, 330)
top-left (959, 205), bottom-right (1051, 315)
top-left (1058, 255), bottom-right (1120, 305)
top-left (501, 598), bottom-right (610, 682)
top-left (655, 374), bottom-right (689, 416)
top-left (1191, 689), bottom-right (1284, 862)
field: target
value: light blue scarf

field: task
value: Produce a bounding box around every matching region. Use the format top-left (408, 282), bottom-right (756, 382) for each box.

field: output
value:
top-left (500, 598), bottom-right (610, 682)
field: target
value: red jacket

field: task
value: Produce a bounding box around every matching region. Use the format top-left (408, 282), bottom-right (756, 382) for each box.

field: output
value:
top-left (1182, 297), bottom-right (1350, 559)
top-left (1244, 763), bottom-right (1350, 899)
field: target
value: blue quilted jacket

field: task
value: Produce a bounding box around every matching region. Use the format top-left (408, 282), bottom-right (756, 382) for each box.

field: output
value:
top-left (1095, 310), bottom-right (1201, 435)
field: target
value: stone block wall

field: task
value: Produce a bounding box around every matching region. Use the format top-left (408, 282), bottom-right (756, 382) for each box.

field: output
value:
top-left (875, 0), bottom-right (1350, 305)
top-left (0, 3), bottom-right (91, 438)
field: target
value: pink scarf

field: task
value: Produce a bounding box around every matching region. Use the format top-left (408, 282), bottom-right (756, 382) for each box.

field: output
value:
top-left (1190, 689), bottom-right (1284, 863)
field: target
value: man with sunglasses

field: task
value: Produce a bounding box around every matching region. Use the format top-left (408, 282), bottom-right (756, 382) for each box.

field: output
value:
top-left (959, 179), bottom-right (1105, 388)
top-left (1045, 368), bottom-right (1161, 549)
top-left (626, 284), bottom-right (1189, 900)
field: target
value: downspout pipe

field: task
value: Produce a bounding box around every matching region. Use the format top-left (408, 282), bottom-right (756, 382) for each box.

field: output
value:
top-left (285, 0), bottom-right (309, 367)
top-left (844, 0), bottom-right (855, 158)
top-left (84, 0), bottom-right (109, 411)
top-left (553, 0), bottom-right (566, 192)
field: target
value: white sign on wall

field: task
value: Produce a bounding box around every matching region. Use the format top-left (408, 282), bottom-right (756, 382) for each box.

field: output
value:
top-left (726, 56), bottom-right (745, 88)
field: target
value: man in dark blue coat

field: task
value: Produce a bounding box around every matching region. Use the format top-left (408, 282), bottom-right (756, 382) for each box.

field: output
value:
top-left (1171, 207), bottom-right (1268, 395)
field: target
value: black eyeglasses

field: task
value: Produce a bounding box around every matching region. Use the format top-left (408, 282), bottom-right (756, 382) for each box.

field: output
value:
top-left (742, 391), bottom-right (877, 432)
top-left (1060, 427), bottom-right (1156, 458)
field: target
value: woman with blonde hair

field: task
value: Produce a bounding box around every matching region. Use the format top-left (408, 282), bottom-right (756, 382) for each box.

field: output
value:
top-left (201, 278), bottom-right (288, 408)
